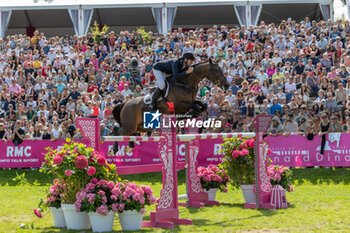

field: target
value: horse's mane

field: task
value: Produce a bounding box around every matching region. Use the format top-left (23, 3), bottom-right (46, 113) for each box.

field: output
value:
top-left (192, 61), bottom-right (208, 68)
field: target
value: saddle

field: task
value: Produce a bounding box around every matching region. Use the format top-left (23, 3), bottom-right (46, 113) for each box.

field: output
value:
top-left (143, 80), bottom-right (171, 105)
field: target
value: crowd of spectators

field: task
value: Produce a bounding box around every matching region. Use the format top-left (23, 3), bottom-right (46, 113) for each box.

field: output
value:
top-left (1, 17), bottom-right (350, 145)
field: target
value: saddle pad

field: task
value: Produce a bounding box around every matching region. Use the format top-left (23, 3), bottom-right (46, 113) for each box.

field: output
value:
top-left (143, 81), bottom-right (170, 105)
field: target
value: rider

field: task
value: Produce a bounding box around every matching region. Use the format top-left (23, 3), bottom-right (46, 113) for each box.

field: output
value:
top-left (150, 52), bottom-right (196, 110)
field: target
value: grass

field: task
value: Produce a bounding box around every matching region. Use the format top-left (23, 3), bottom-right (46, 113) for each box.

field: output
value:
top-left (0, 168), bottom-right (349, 232)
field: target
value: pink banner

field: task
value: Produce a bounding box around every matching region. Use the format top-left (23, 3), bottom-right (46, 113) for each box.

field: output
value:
top-left (1, 134), bottom-right (350, 169)
top-left (101, 139), bottom-right (224, 167)
top-left (267, 134), bottom-right (350, 167)
top-left (0, 139), bottom-right (224, 169)
top-left (0, 140), bottom-right (88, 168)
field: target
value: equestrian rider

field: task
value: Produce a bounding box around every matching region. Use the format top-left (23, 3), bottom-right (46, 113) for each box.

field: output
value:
top-left (150, 52), bottom-right (196, 110)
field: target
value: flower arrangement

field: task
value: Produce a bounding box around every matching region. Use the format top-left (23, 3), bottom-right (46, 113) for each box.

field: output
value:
top-left (197, 165), bottom-right (230, 192)
top-left (74, 178), bottom-right (120, 216)
top-left (116, 182), bottom-right (157, 213)
top-left (40, 139), bottom-right (119, 204)
top-left (34, 179), bottom-right (65, 218)
top-left (268, 165), bottom-right (293, 192)
top-left (220, 137), bottom-right (271, 188)
top-left (45, 179), bottom-right (65, 208)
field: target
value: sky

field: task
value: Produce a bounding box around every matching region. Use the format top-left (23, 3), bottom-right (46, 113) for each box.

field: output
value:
top-left (335, 0), bottom-right (348, 20)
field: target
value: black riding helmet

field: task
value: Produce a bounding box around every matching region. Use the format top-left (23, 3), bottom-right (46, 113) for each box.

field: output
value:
top-left (183, 52), bottom-right (195, 61)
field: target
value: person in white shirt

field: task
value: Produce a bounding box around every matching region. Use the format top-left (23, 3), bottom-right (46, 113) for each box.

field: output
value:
top-left (257, 68), bottom-right (268, 85)
top-left (285, 76), bottom-right (296, 103)
top-left (271, 51), bottom-right (282, 65)
top-left (225, 89), bottom-right (236, 106)
top-left (121, 84), bottom-right (133, 99)
top-left (47, 48), bottom-right (57, 62)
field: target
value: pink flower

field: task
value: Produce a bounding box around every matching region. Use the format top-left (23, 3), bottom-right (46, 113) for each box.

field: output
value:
top-left (148, 195), bottom-right (157, 205)
top-left (111, 195), bottom-right (118, 201)
top-left (247, 138), bottom-right (255, 148)
top-left (86, 182), bottom-right (96, 191)
top-left (74, 200), bottom-right (82, 212)
top-left (223, 188), bottom-right (228, 193)
top-left (232, 150), bottom-right (239, 159)
top-left (48, 196), bottom-right (56, 202)
top-left (53, 156), bottom-right (63, 165)
top-left (111, 188), bottom-right (121, 197)
top-left (87, 166), bottom-right (96, 176)
top-left (87, 193), bottom-right (96, 204)
top-left (34, 208), bottom-right (42, 218)
top-left (98, 179), bottom-right (108, 186)
top-left (102, 196), bottom-right (107, 204)
top-left (97, 156), bottom-right (106, 165)
top-left (239, 143), bottom-right (247, 150)
top-left (96, 204), bottom-right (109, 216)
top-left (127, 183), bottom-right (139, 190)
top-left (118, 203), bottom-right (125, 211)
top-left (203, 175), bottom-right (211, 182)
top-left (111, 203), bottom-right (118, 211)
top-left (75, 156), bottom-right (88, 169)
top-left (90, 178), bottom-right (98, 184)
top-left (107, 182), bottom-right (114, 189)
top-left (65, 170), bottom-right (72, 177)
top-left (98, 190), bottom-right (105, 196)
top-left (274, 172), bottom-right (281, 181)
top-left (241, 149), bottom-right (249, 156)
top-left (289, 186), bottom-right (294, 192)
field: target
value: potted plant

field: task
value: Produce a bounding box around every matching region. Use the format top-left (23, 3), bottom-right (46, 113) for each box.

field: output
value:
top-left (268, 165), bottom-right (293, 192)
top-left (74, 178), bottom-right (120, 232)
top-left (220, 137), bottom-right (270, 204)
top-left (268, 165), bottom-right (293, 208)
top-left (40, 139), bottom-right (118, 230)
top-left (197, 164), bottom-right (230, 201)
top-left (34, 179), bottom-right (66, 228)
top-left (116, 182), bottom-right (157, 231)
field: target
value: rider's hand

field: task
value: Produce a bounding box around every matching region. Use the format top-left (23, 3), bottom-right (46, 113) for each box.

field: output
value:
top-left (186, 67), bottom-right (194, 74)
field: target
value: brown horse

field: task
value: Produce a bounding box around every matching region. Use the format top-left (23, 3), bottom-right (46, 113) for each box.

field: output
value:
top-left (111, 59), bottom-right (229, 152)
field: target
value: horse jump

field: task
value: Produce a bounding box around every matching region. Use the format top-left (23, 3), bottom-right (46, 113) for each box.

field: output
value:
top-left (75, 114), bottom-right (275, 229)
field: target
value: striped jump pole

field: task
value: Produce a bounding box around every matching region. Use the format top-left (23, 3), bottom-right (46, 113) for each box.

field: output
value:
top-left (177, 115), bottom-right (274, 210)
top-left (101, 135), bottom-right (166, 142)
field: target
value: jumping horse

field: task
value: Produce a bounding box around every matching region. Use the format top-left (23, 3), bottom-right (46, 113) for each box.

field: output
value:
top-left (111, 58), bottom-right (229, 153)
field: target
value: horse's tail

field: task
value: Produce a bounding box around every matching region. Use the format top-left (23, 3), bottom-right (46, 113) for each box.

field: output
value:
top-left (112, 102), bottom-right (125, 127)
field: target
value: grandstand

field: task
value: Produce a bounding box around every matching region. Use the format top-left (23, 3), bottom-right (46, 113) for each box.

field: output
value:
top-left (1, 0), bottom-right (333, 37)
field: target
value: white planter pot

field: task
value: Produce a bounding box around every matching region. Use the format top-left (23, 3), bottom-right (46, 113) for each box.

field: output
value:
top-left (89, 211), bottom-right (116, 232)
top-left (49, 207), bottom-right (66, 228)
top-left (204, 188), bottom-right (218, 201)
top-left (61, 204), bottom-right (90, 230)
top-left (240, 184), bottom-right (256, 204)
top-left (118, 210), bottom-right (144, 231)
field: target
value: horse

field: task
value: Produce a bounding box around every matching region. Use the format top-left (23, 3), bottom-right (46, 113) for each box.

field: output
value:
top-left (111, 59), bottom-right (229, 153)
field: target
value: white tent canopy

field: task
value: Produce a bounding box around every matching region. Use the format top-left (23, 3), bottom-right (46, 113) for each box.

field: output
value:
top-left (0, 0), bottom-right (334, 38)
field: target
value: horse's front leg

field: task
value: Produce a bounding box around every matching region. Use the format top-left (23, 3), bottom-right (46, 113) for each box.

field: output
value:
top-left (193, 100), bottom-right (208, 112)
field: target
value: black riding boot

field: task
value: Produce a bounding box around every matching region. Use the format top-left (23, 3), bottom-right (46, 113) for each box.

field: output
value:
top-left (150, 88), bottom-right (162, 110)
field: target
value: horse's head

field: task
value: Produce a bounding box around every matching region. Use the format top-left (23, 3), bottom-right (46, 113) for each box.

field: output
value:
top-left (206, 58), bottom-right (230, 90)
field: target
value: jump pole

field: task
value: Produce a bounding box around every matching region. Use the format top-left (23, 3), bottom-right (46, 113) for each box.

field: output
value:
top-left (176, 115), bottom-right (274, 209)
top-left (76, 113), bottom-right (275, 210)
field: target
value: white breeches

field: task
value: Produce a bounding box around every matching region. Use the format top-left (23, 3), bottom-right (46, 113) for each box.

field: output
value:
top-left (153, 68), bottom-right (166, 90)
